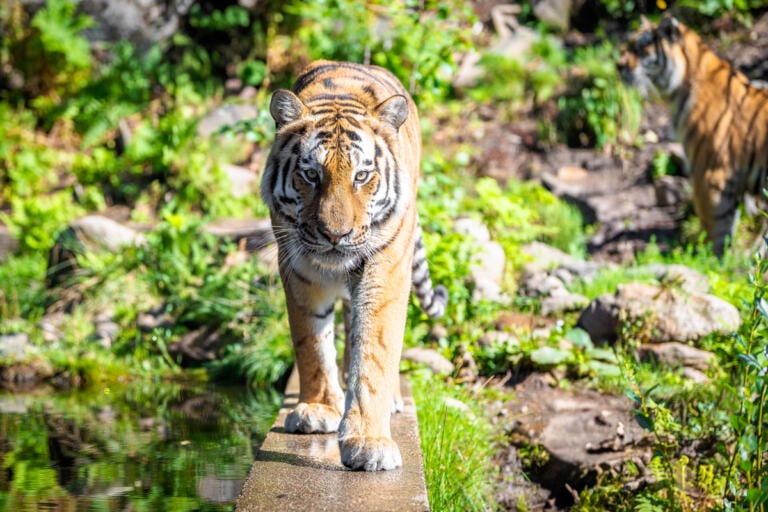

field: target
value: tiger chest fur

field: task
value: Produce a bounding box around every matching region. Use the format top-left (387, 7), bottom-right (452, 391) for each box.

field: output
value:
top-left (261, 60), bottom-right (445, 471)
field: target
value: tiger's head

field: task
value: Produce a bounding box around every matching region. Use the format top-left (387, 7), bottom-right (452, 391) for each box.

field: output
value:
top-left (617, 15), bottom-right (687, 98)
top-left (262, 89), bottom-right (412, 272)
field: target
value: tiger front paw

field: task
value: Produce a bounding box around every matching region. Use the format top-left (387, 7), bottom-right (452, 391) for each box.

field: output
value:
top-left (339, 435), bottom-right (402, 471)
top-left (284, 402), bottom-right (342, 433)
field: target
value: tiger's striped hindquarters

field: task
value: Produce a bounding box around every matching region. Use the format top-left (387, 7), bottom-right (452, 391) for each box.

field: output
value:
top-left (261, 60), bottom-right (447, 471)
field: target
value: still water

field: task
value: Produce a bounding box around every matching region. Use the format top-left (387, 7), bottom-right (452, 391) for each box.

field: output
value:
top-left (0, 381), bottom-right (280, 511)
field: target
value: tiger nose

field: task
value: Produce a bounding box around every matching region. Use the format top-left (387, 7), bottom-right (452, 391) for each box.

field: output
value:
top-left (319, 226), bottom-right (352, 245)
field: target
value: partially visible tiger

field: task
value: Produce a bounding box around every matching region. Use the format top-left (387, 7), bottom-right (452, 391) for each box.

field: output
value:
top-left (618, 15), bottom-right (768, 256)
top-left (261, 60), bottom-right (447, 471)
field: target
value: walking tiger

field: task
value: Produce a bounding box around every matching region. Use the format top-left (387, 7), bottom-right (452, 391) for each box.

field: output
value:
top-left (261, 60), bottom-right (447, 470)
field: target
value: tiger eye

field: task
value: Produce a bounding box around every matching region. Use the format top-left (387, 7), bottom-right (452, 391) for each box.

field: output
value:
top-left (354, 170), bottom-right (369, 182)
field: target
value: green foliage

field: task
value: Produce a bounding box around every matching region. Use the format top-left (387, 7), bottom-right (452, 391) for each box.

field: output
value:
top-left (557, 43), bottom-right (643, 149)
top-left (0, 0), bottom-right (93, 100)
top-left (411, 370), bottom-right (497, 511)
top-left (652, 149), bottom-right (682, 179)
top-left (283, 0), bottom-right (474, 106)
top-left (677, 0), bottom-right (767, 20)
top-left (470, 177), bottom-right (586, 257)
top-left (720, 247), bottom-right (768, 510)
top-left (0, 253), bottom-right (47, 321)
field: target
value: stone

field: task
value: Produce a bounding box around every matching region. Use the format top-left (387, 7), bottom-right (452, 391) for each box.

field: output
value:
top-left (495, 373), bottom-right (651, 505)
top-left (137, 308), bottom-right (175, 332)
top-left (46, 215), bottom-right (146, 288)
top-left (454, 216), bottom-right (491, 244)
top-left (220, 164), bottom-right (257, 198)
top-left (76, 0), bottom-right (195, 52)
top-left (638, 342), bottom-right (716, 371)
top-left (0, 222), bottom-right (18, 263)
top-left (203, 218), bottom-right (274, 253)
top-left (641, 263), bottom-right (709, 295)
top-left (533, 0), bottom-right (572, 31)
top-left (0, 333), bottom-right (31, 360)
top-left (520, 241), bottom-right (605, 280)
top-left (469, 239), bottom-right (507, 303)
top-left (578, 282), bottom-right (741, 344)
top-left (654, 175), bottom-right (690, 207)
top-left (167, 326), bottom-right (228, 365)
top-left (540, 292), bottom-right (589, 316)
top-left (197, 104), bottom-right (260, 138)
top-left (478, 330), bottom-right (520, 349)
top-left (402, 347), bottom-right (454, 375)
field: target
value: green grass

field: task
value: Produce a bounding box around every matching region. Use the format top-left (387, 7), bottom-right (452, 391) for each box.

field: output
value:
top-left (410, 370), bottom-right (497, 511)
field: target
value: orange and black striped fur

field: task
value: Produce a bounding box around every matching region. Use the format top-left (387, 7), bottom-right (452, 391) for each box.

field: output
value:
top-left (618, 16), bottom-right (768, 256)
top-left (262, 61), bottom-right (447, 471)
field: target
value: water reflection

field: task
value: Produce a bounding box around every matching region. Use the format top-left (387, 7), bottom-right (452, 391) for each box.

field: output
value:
top-left (0, 381), bottom-right (280, 511)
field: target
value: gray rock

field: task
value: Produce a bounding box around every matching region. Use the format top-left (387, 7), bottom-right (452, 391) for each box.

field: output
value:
top-left (0, 333), bottom-right (31, 361)
top-left (76, 0), bottom-right (195, 52)
top-left (498, 373), bottom-right (651, 498)
top-left (402, 347), bottom-right (454, 375)
top-left (0, 222), bottom-right (18, 263)
top-left (167, 326), bottom-right (227, 365)
top-left (533, 0), bottom-right (572, 31)
top-left (521, 241), bottom-right (606, 281)
top-left (454, 217), bottom-right (491, 244)
top-left (203, 218), bottom-right (274, 253)
top-left (471, 240), bottom-right (508, 303)
top-left (641, 263), bottom-right (709, 294)
top-left (578, 282), bottom-right (741, 344)
top-left (73, 215), bottom-right (146, 252)
top-left (47, 215), bottom-right (146, 288)
top-left (197, 104), bottom-right (260, 138)
top-left (220, 164), bottom-right (257, 198)
top-left (540, 292), bottom-right (589, 316)
top-left (654, 175), bottom-right (690, 207)
top-left (638, 342), bottom-right (716, 371)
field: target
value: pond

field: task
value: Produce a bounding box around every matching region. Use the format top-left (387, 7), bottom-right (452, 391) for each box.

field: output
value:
top-left (0, 381), bottom-right (281, 511)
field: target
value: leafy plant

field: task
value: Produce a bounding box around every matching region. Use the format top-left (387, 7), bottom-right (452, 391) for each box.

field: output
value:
top-left (721, 247), bottom-right (768, 510)
top-left (557, 43), bottom-right (643, 149)
top-left (282, 0), bottom-right (474, 106)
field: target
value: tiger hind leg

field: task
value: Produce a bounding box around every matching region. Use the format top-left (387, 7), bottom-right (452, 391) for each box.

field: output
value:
top-left (694, 168), bottom-right (740, 258)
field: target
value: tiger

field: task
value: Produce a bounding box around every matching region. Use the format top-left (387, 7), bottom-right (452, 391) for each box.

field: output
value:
top-left (261, 60), bottom-right (447, 471)
top-left (617, 15), bottom-right (768, 256)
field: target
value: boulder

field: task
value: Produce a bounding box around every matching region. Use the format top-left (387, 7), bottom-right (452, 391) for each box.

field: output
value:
top-left (46, 215), bottom-right (146, 288)
top-left (638, 342), bottom-right (716, 372)
top-left (402, 347), bottom-right (454, 375)
top-left (0, 222), bottom-right (18, 262)
top-left (494, 373), bottom-right (651, 507)
top-left (578, 282), bottom-right (741, 344)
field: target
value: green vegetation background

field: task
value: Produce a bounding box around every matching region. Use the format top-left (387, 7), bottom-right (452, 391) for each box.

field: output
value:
top-left (1, 0), bottom-right (768, 510)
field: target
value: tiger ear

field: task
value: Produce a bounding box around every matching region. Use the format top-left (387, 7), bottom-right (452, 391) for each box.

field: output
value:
top-left (270, 89), bottom-right (306, 128)
top-left (375, 94), bottom-right (409, 130)
top-left (639, 15), bottom-right (653, 30)
top-left (659, 16), bottom-right (680, 41)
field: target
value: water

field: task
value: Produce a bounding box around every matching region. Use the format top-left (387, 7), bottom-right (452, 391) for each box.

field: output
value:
top-left (0, 381), bottom-right (280, 511)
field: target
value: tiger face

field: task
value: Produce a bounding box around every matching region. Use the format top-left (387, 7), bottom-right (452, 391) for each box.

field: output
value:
top-left (617, 16), bottom-right (686, 98)
top-left (264, 89), bottom-right (410, 273)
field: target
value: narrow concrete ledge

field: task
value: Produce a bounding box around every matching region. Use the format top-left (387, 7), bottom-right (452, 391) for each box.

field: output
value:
top-left (236, 369), bottom-right (429, 512)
